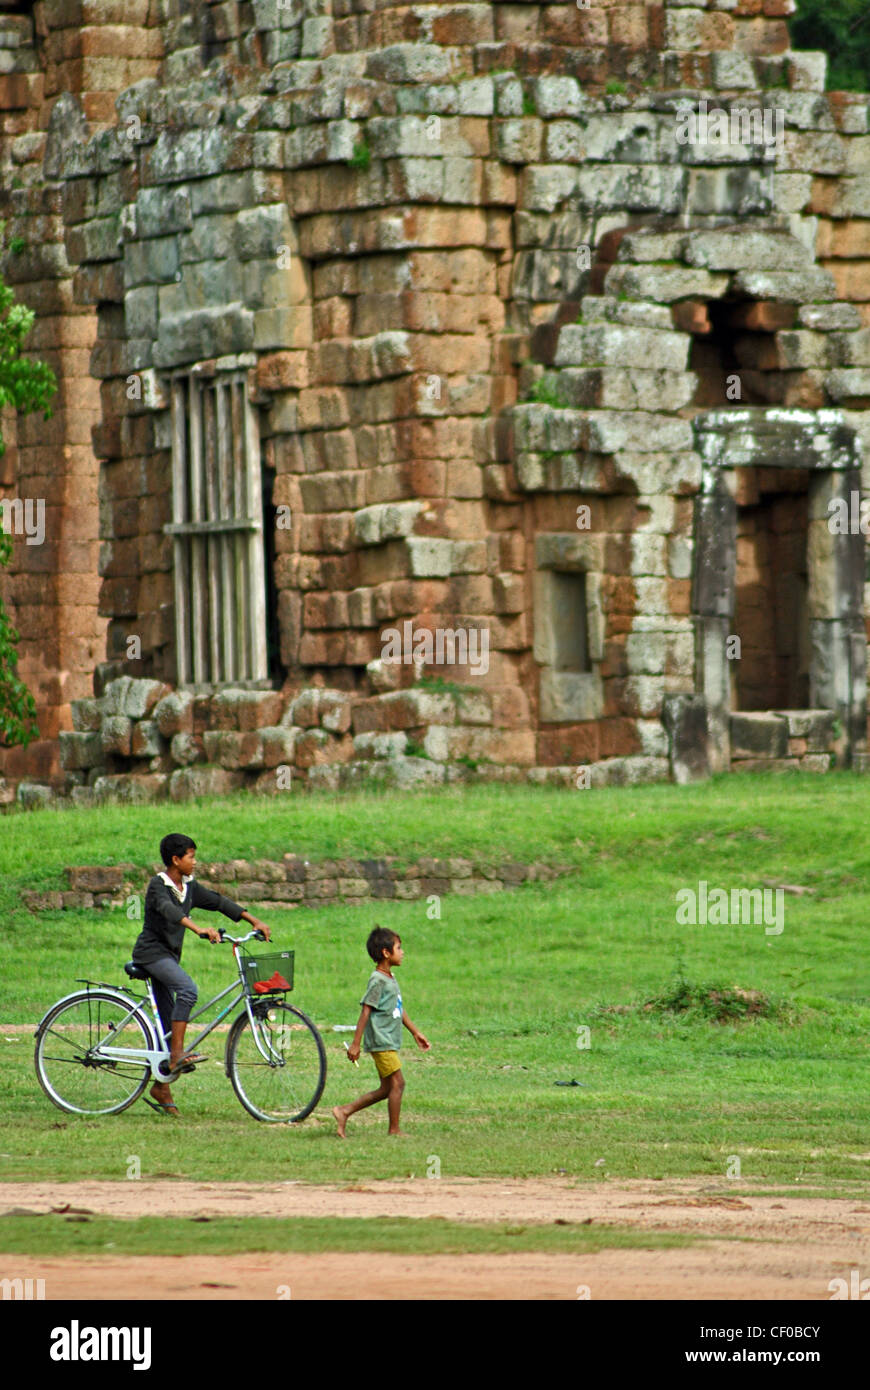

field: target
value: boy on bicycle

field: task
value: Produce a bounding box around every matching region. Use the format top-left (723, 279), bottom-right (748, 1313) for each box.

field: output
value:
top-left (333, 926), bottom-right (430, 1137)
top-left (132, 833), bottom-right (271, 1115)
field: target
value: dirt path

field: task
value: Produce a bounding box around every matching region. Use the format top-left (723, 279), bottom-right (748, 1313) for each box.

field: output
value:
top-left (2, 1178), bottom-right (868, 1299)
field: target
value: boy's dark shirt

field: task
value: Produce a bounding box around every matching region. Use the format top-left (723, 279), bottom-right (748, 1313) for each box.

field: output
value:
top-left (132, 875), bottom-right (245, 965)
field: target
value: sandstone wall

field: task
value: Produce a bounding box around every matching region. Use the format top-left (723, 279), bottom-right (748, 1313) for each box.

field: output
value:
top-left (1, 0), bottom-right (868, 802)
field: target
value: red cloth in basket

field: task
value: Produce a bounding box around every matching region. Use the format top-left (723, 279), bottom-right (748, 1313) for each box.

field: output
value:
top-left (253, 971), bottom-right (291, 994)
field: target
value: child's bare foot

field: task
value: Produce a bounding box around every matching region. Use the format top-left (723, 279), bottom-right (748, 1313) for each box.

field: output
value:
top-left (388, 1129), bottom-right (406, 1137)
top-left (333, 1105), bottom-right (348, 1138)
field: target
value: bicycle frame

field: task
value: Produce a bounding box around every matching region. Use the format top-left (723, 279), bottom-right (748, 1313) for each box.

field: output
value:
top-left (71, 938), bottom-right (283, 1078)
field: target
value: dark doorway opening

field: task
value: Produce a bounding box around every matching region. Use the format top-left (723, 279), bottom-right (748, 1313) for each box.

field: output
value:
top-left (260, 459), bottom-right (282, 682)
top-left (733, 466), bottom-right (810, 711)
top-left (687, 299), bottom-right (788, 408)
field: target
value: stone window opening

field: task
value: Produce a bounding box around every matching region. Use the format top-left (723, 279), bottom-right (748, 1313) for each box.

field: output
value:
top-left (166, 368), bottom-right (268, 687)
top-left (549, 571), bottom-right (591, 674)
top-left (733, 465), bottom-right (811, 712)
top-left (685, 297), bottom-right (787, 409)
top-left (534, 533), bottom-right (604, 724)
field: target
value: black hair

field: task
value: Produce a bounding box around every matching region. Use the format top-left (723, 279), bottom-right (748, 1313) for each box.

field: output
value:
top-left (367, 925), bottom-right (400, 963)
top-left (160, 833), bottom-right (196, 868)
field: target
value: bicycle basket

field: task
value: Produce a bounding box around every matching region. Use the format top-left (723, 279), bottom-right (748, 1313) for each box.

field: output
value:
top-left (240, 949), bottom-right (295, 995)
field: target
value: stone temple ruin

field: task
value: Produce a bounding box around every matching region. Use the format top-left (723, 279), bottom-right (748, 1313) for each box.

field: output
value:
top-left (0, 0), bottom-right (869, 806)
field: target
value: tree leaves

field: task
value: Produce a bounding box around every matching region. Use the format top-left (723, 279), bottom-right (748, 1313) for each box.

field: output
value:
top-left (0, 232), bottom-right (57, 750)
top-left (790, 0), bottom-right (870, 93)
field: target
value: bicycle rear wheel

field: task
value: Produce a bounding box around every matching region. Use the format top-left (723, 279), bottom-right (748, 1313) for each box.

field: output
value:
top-left (226, 1000), bottom-right (326, 1123)
top-left (35, 991), bottom-right (152, 1116)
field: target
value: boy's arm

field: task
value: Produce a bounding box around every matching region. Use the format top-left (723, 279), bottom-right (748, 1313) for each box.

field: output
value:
top-left (347, 1005), bottom-right (372, 1063)
top-left (402, 1012), bottom-right (431, 1051)
top-left (239, 909), bottom-right (271, 941)
top-left (179, 914), bottom-right (221, 944)
top-left (190, 883), bottom-right (272, 941)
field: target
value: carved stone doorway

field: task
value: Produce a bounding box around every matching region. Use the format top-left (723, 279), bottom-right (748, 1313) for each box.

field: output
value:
top-left (690, 407), bottom-right (866, 772)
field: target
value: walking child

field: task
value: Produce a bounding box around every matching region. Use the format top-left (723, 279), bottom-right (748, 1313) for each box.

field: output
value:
top-left (333, 927), bottom-right (430, 1137)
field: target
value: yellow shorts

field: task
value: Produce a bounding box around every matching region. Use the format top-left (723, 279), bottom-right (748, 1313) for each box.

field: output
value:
top-left (371, 1050), bottom-right (402, 1079)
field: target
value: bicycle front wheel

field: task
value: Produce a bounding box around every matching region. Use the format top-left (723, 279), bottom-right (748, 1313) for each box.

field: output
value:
top-left (35, 991), bottom-right (152, 1116)
top-left (227, 1001), bottom-right (326, 1123)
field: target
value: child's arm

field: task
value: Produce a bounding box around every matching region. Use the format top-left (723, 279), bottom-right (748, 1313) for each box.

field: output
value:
top-left (402, 1012), bottom-right (431, 1051)
top-left (190, 883), bottom-right (272, 941)
top-left (347, 1006), bottom-right (372, 1064)
top-left (179, 914), bottom-right (222, 944)
top-left (239, 909), bottom-right (272, 941)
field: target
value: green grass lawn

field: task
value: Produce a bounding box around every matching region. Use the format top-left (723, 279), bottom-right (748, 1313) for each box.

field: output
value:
top-left (1, 776), bottom-right (868, 1192)
top-left (0, 1214), bottom-right (705, 1258)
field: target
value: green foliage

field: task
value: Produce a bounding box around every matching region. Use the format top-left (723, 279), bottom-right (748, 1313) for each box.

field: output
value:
top-left (404, 738), bottom-right (431, 760)
top-left (0, 228), bottom-right (57, 749)
top-left (415, 674), bottom-right (465, 697)
top-left (347, 139), bottom-right (371, 170)
top-left (790, 0), bottom-right (870, 92)
top-left (526, 373), bottom-right (569, 408)
top-left (605, 80), bottom-right (626, 96)
top-left (522, 91), bottom-right (536, 116)
top-left (642, 973), bottom-right (799, 1025)
top-left (0, 285), bottom-right (56, 436)
top-left (0, 532), bottom-right (39, 749)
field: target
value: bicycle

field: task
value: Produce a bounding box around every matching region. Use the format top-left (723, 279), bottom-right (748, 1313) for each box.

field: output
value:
top-left (34, 929), bottom-right (327, 1123)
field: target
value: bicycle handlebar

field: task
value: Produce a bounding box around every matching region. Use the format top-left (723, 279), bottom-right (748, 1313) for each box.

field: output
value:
top-left (217, 928), bottom-right (267, 945)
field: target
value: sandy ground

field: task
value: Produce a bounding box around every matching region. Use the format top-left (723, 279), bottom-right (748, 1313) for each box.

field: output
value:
top-left (2, 1177), bottom-right (868, 1299)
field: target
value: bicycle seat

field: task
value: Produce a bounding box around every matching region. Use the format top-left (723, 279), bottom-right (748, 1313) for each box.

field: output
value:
top-left (124, 961), bottom-right (149, 980)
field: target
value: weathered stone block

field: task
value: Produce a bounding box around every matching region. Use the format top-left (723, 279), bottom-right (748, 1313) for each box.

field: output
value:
top-left (71, 698), bottom-right (102, 732)
top-left (102, 676), bottom-right (168, 718)
top-left (604, 264), bottom-right (730, 303)
top-left (168, 733), bottom-right (204, 767)
top-left (209, 689), bottom-right (285, 731)
top-left (169, 767), bottom-right (247, 801)
top-left (684, 227), bottom-right (809, 271)
top-left (732, 268), bottom-right (837, 303)
top-left (663, 695), bottom-right (712, 784)
top-left (261, 727), bottom-right (299, 769)
top-left (554, 323), bottom-right (689, 372)
top-left (772, 709), bottom-right (835, 749)
top-left (589, 756), bottom-right (670, 787)
top-left (100, 715), bottom-right (132, 755)
top-left (131, 720), bottom-right (163, 758)
top-left (154, 691), bottom-right (195, 737)
top-left (154, 304), bottom-right (255, 368)
top-left (202, 731), bottom-right (265, 769)
top-left (353, 501), bottom-right (423, 546)
top-left (729, 712), bottom-right (789, 759)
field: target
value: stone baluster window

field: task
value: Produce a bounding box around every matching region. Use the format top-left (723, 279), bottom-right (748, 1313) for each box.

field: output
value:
top-left (166, 370), bottom-right (268, 685)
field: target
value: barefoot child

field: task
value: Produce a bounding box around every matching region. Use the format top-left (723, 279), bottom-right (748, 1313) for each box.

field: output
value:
top-left (132, 833), bottom-right (271, 1116)
top-left (333, 927), bottom-right (430, 1137)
